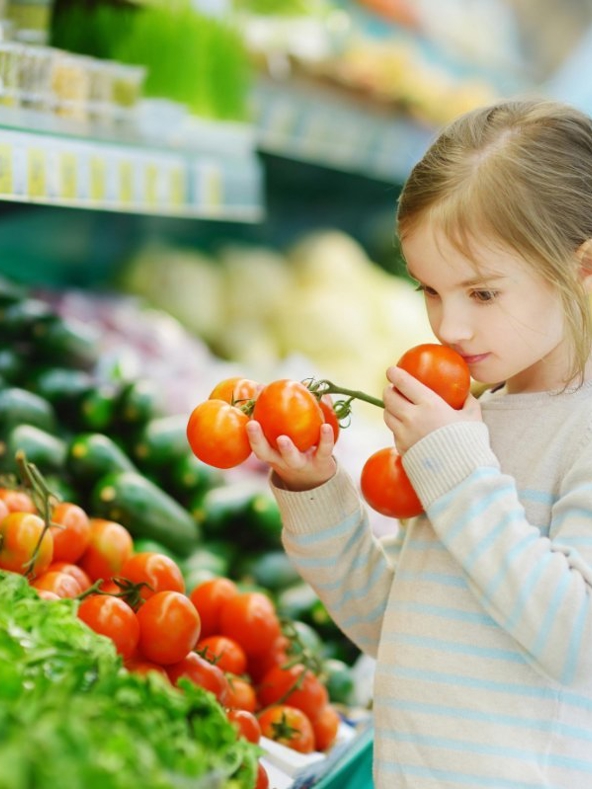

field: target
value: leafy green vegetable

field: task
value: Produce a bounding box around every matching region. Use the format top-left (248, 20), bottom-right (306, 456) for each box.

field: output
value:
top-left (0, 571), bottom-right (258, 789)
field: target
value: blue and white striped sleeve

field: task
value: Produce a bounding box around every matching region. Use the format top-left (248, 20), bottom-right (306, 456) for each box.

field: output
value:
top-left (403, 422), bottom-right (592, 686)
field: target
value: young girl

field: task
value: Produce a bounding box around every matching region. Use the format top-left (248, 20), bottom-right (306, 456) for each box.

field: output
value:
top-left (246, 98), bottom-right (592, 788)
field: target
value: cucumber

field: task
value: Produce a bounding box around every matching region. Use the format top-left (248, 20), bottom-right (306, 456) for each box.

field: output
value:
top-left (31, 315), bottom-right (99, 369)
top-left (28, 367), bottom-right (95, 413)
top-left (131, 414), bottom-right (190, 472)
top-left (0, 387), bottom-right (57, 436)
top-left (116, 379), bottom-right (163, 430)
top-left (74, 384), bottom-right (119, 432)
top-left (189, 480), bottom-right (259, 539)
top-left (90, 470), bottom-right (200, 557)
top-left (66, 432), bottom-right (137, 486)
top-left (237, 549), bottom-right (301, 592)
top-left (0, 347), bottom-right (25, 385)
top-left (0, 298), bottom-right (55, 341)
top-left (0, 423), bottom-right (67, 474)
top-left (166, 450), bottom-right (223, 504)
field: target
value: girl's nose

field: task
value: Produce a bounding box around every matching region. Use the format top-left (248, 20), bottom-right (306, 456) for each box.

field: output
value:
top-left (433, 304), bottom-right (473, 345)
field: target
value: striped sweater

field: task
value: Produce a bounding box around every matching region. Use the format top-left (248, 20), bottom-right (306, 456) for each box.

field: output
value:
top-left (272, 381), bottom-right (592, 788)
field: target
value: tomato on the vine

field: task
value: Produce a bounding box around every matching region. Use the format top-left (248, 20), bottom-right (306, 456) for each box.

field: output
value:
top-left (196, 634), bottom-right (247, 675)
top-left (312, 704), bottom-right (341, 751)
top-left (77, 594), bottom-right (140, 660)
top-left (166, 650), bottom-right (230, 704)
top-left (397, 343), bottom-right (470, 409)
top-left (226, 708), bottom-right (261, 744)
top-left (0, 511), bottom-right (53, 576)
top-left (78, 518), bottom-right (133, 583)
top-left (188, 576), bottom-right (239, 638)
top-left (120, 551), bottom-right (185, 601)
top-left (0, 488), bottom-right (36, 513)
top-left (219, 590), bottom-right (281, 658)
top-left (258, 705), bottom-right (315, 754)
top-left (186, 399), bottom-right (252, 469)
top-left (226, 674), bottom-right (257, 712)
top-left (319, 394), bottom-right (340, 442)
top-left (360, 446), bottom-right (423, 519)
top-left (136, 590), bottom-right (201, 665)
top-left (252, 379), bottom-right (324, 452)
top-left (31, 569), bottom-right (81, 598)
top-left (48, 561), bottom-right (92, 592)
top-left (257, 663), bottom-right (328, 723)
top-left (49, 501), bottom-right (91, 564)
top-left (209, 377), bottom-right (260, 405)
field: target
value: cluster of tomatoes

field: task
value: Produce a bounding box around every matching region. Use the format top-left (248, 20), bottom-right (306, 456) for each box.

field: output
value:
top-left (187, 344), bottom-right (471, 520)
top-left (0, 485), bottom-right (341, 789)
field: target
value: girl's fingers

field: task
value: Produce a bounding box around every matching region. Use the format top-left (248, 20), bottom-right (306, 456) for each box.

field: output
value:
top-left (385, 366), bottom-right (434, 404)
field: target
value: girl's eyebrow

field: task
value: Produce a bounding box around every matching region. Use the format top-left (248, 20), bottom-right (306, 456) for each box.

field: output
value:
top-left (406, 266), bottom-right (507, 288)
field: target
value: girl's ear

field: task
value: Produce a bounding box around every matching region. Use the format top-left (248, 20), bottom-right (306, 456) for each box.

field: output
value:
top-left (576, 239), bottom-right (592, 290)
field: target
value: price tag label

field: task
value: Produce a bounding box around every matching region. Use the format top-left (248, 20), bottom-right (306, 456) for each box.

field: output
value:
top-left (89, 154), bottom-right (106, 202)
top-left (27, 147), bottom-right (47, 199)
top-left (119, 160), bottom-right (134, 204)
top-left (169, 165), bottom-right (185, 209)
top-left (0, 142), bottom-right (13, 195)
top-left (145, 162), bottom-right (158, 207)
top-left (59, 151), bottom-right (77, 201)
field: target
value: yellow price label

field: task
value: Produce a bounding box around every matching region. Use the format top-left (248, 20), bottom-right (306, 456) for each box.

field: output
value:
top-left (90, 155), bottom-right (106, 202)
top-left (27, 148), bottom-right (47, 199)
top-left (59, 152), bottom-right (77, 201)
top-left (203, 166), bottom-right (222, 208)
top-left (119, 160), bottom-right (134, 204)
top-left (170, 166), bottom-right (185, 208)
top-left (145, 162), bottom-right (158, 207)
top-left (0, 142), bottom-right (13, 195)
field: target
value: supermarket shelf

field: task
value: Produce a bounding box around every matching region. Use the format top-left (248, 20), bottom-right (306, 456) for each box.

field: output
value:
top-left (0, 106), bottom-right (264, 221)
top-left (253, 74), bottom-right (435, 184)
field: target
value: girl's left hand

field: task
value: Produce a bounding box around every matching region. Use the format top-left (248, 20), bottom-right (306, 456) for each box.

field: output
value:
top-left (383, 366), bottom-right (482, 454)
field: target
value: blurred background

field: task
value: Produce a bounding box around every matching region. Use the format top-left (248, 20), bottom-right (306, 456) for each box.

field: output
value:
top-left (1, 0), bottom-right (591, 491)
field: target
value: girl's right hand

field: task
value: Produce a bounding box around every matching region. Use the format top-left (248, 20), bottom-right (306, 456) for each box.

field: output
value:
top-left (246, 420), bottom-right (337, 492)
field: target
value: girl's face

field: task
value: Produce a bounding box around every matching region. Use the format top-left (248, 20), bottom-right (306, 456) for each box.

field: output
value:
top-left (402, 221), bottom-right (572, 393)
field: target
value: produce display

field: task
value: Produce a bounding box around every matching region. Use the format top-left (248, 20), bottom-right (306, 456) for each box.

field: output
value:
top-left (0, 275), bottom-right (370, 788)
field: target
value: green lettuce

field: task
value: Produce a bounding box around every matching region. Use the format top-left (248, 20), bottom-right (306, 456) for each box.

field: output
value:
top-left (0, 571), bottom-right (258, 789)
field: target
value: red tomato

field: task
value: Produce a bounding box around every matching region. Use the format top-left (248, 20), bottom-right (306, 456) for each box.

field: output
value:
top-left (397, 343), bottom-right (470, 409)
top-left (0, 498), bottom-right (9, 522)
top-left (319, 394), bottom-right (340, 442)
top-left (124, 656), bottom-right (169, 680)
top-left (226, 674), bottom-right (257, 712)
top-left (78, 518), bottom-right (134, 583)
top-left (226, 708), bottom-right (261, 744)
top-left (188, 577), bottom-right (239, 638)
top-left (186, 399), bottom-right (252, 469)
top-left (77, 594), bottom-right (140, 660)
top-left (31, 570), bottom-right (81, 598)
top-left (0, 488), bottom-right (36, 513)
top-left (197, 634), bottom-right (247, 675)
top-left (209, 377), bottom-right (260, 405)
top-left (136, 590), bottom-right (201, 665)
top-left (48, 561), bottom-right (92, 592)
top-left (219, 590), bottom-right (281, 658)
top-left (0, 511), bottom-right (53, 576)
top-left (312, 704), bottom-right (341, 751)
top-left (49, 501), bottom-right (91, 564)
top-left (166, 650), bottom-right (230, 704)
top-left (36, 589), bottom-right (60, 601)
top-left (120, 551), bottom-right (185, 601)
top-left (252, 379), bottom-right (324, 451)
top-left (255, 762), bottom-right (270, 789)
top-left (246, 634), bottom-right (289, 684)
top-left (360, 446), bottom-right (423, 519)
top-left (257, 663), bottom-right (328, 723)
top-left (258, 705), bottom-right (315, 754)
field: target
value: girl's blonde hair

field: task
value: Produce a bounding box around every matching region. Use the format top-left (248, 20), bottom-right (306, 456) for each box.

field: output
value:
top-left (396, 97), bottom-right (592, 385)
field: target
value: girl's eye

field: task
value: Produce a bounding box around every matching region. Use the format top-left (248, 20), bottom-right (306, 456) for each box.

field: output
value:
top-left (472, 290), bottom-right (498, 303)
top-left (414, 283), bottom-right (438, 297)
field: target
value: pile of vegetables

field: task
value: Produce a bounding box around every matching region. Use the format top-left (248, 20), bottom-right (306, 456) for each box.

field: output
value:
top-left (0, 569), bottom-right (259, 789)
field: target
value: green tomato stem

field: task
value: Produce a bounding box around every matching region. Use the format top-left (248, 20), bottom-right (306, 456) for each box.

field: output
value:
top-left (313, 380), bottom-right (385, 409)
